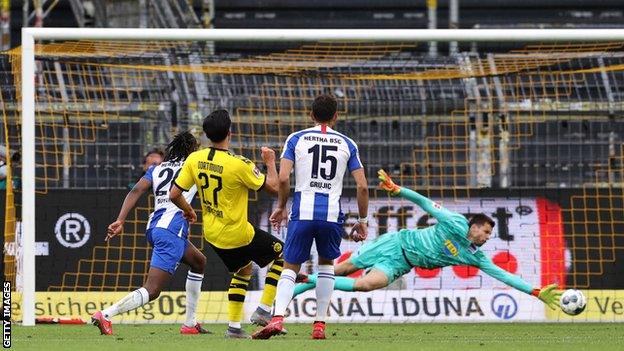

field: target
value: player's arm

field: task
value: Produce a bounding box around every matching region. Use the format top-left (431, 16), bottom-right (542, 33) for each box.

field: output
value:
top-left (350, 168), bottom-right (369, 241)
top-left (237, 152), bottom-right (272, 194)
top-left (478, 256), bottom-right (561, 309)
top-left (269, 134), bottom-right (297, 230)
top-left (378, 169), bottom-right (456, 222)
top-left (260, 146), bottom-right (279, 195)
top-left (345, 140), bottom-right (368, 241)
top-left (269, 158), bottom-right (293, 230)
top-left (170, 184), bottom-right (197, 224)
top-left (170, 160), bottom-right (197, 224)
top-left (107, 177), bottom-right (151, 241)
top-left (276, 158), bottom-right (293, 209)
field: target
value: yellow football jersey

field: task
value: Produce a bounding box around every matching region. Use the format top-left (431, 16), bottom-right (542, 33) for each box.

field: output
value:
top-left (174, 147), bottom-right (265, 249)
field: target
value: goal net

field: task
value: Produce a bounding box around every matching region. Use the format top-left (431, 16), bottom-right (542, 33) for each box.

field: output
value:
top-left (3, 29), bottom-right (624, 325)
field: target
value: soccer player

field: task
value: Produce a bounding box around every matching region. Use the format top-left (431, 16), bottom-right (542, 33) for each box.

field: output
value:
top-left (92, 131), bottom-right (210, 335)
top-left (253, 94), bottom-right (369, 340)
top-left (291, 169), bottom-right (562, 310)
top-left (170, 110), bottom-right (285, 339)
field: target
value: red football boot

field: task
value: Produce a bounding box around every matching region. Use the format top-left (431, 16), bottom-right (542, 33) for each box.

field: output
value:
top-left (251, 316), bottom-right (284, 339)
top-left (91, 311), bottom-right (113, 336)
top-left (311, 321), bottom-right (326, 340)
top-left (180, 323), bottom-right (212, 334)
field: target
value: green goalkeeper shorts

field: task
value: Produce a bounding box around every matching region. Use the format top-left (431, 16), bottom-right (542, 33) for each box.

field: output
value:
top-left (350, 232), bottom-right (412, 283)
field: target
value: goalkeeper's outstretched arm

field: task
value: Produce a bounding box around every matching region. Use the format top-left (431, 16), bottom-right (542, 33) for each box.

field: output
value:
top-left (478, 256), bottom-right (561, 310)
top-left (478, 257), bottom-right (533, 294)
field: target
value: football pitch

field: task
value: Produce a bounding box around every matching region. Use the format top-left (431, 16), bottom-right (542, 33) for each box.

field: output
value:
top-left (9, 323), bottom-right (624, 351)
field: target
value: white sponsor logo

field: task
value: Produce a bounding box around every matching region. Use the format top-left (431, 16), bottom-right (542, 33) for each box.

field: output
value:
top-left (55, 213), bottom-right (91, 248)
top-left (245, 290), bottom-right (545, 322)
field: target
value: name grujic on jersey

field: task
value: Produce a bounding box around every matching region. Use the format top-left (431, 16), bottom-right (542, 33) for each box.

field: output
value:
top-left (302, 134), bottom-right (343, 144)
top-left (310, 180), bottom-right (332, 190)
top-left (197, 160), bottom-right (224, 174)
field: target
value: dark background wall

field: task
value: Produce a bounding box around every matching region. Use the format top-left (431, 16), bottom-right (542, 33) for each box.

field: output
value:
top-left (5, 0), bottom-right (624, 48)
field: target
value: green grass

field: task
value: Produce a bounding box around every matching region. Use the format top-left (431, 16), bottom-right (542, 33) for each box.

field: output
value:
top-left (9, 323), bottom-right (624, 351)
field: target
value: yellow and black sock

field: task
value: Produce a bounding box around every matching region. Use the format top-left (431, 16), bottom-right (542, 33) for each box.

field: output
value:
top-left (228, 273), bottom-right (251, 327)
top-left (260, 258), bottom-right (284, 310)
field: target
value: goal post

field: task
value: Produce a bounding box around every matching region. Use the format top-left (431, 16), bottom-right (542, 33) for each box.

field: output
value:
top-left (20, 27), bottom-right (624, 42)
top-left (18, 27), bottom-right (624, 326)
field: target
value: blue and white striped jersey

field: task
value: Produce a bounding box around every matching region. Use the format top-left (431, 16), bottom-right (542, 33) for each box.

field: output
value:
top-left (281, 125), bottom-right (363, 223)
top-left (143, 161), bottom-right (197, 238)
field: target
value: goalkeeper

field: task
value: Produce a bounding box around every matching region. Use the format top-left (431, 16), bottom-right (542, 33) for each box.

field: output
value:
top-left (293, 169), bottom-right (561, 309)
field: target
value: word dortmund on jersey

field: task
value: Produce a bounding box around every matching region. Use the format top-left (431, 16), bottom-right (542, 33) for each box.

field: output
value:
top-left (144, 161), bottom-right (197, 238)
top-left (174, 147), bottom-right (265, 249)
top-left (281, 125), bottom-right (362, 223)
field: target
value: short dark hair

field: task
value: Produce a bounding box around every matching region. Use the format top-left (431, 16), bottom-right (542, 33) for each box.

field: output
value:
top-left (143, 148), bottom-right (164, 164)
top-left (203, 109), bottom-right (231, 143)
top-left (311, 94), bottom-right (337, 123)
top-left (469, 213), bottom-right (495, 228)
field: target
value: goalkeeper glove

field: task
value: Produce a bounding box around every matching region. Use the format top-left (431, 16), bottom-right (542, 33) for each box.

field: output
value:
top-left (378, 169), bottom-right (401, 196)
top-left (531, 284), bottom-right (562, 310)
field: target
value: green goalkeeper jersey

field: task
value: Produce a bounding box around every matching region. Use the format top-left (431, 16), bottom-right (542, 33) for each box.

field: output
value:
top-left (397, 188), bottom-right (534, 295)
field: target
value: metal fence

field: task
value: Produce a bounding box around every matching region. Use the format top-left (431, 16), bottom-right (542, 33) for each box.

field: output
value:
top-left (1, 42), bottom-right (623, 190)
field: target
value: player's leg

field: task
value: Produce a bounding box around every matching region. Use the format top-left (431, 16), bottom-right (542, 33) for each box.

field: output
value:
top-left (273, 260), bottom-right (302, 310)
top-left (272, 220), bottom-right (312, 320)
top-left (226, 261), bottom-right (253, 338)
top-left (293, 257), bottom-right (363, 297)
top-left (310, 221), bottom-right (343, 339)
top-left (334, 261), bottom-right (391, 293)
top-left (141, 228), bottom-right (190, 300)
top-left (251, 262), bottom-right (301, 340)
top-left (298, 266), bottom-right (391, 295)
top-left (252, 220), bottom-right (313, 339)
top-left (310, 256), bottom-right (334, 340)
top-left (247, 227), bottom-right (285, 326)
top-left (352, 268), bottom-right (390, 291)
top-left (179, 242), bottom-right (210, 334)
top-left (335, 258), bottom-right (363, 276)
top-left (142, 267), bottom-right (173, 300)
top-left (208, 242), bottom-right (253, 338)
top-left (293, 232), bottom-right (404, 298)
top-left (293, 238), bottom-right (377, 297)
top-left (347, 233), bottom-right (408, 292)
top-left (93, 228), bottom-right (175, 335)
top-left (93, 267), bottom-right (169, 335)
top-left (256, 257), bottom-right (284, 317)
top-left (99, 267), bottom-right (169, 321)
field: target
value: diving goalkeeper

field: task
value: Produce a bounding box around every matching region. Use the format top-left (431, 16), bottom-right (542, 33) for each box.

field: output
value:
top-left (293, 169), bottom-right (561, 309)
